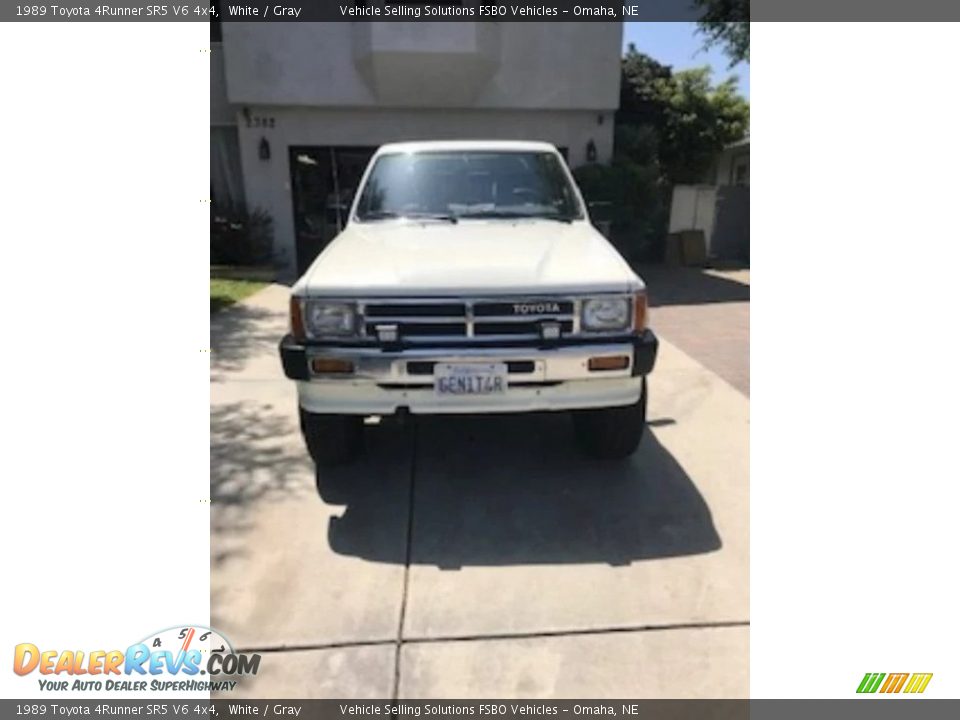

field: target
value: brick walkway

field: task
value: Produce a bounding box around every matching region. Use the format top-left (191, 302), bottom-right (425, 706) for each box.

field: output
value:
top-left (640, 265), bottom-right (750, 397)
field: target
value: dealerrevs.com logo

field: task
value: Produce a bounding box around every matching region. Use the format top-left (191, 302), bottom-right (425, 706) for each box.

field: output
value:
top-left (13, 625), bottom-right (260, 693)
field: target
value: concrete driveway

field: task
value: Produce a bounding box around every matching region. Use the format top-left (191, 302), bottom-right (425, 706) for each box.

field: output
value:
top-left (210, 271), bottom-right (749, 698)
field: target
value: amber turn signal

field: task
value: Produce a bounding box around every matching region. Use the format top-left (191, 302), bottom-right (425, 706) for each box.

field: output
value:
top-left (588, 355), bottom-right (630, 371)
top-left (290, 296), bottom-right (306, 341)
top-left (633, 292), bottom-right (648, 332)
top-left (311, 357), bottom-right (355, 374)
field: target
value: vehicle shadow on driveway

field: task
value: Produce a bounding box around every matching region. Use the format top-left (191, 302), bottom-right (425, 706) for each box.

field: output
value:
top-left (322, 413), bottom-right (721, 568)
top-left (637, 265), bottom-right (750, 307)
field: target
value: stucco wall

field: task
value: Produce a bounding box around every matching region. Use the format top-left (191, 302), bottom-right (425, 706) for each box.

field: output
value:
top-left (210, 43), bottom-right (235, 127)
top-left (235, 106), bottom-right (615, 274)
top-left (221, 22), bottom-right (622, 111)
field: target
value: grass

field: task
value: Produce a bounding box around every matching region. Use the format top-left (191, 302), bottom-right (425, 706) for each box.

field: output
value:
top-left (211, 277), bottom-right (268, 313)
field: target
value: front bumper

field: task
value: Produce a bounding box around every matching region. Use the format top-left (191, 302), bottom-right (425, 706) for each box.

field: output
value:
top-left (279, 331), bottom-right (657, 415)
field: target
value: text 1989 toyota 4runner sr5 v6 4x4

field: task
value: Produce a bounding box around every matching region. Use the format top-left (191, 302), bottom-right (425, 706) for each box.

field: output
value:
top-left (279, 141), bottom-right (658, 465)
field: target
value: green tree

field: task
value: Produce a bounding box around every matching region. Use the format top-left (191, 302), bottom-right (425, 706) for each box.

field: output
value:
top-left (574, 160), bottom-right (666, 262)
top-left (617, 45), bottom-right (749, 184)
top-left (618, 47), bottom-right (673, 132)
top-left (695, 1), bottom-right (750, 65)
top-left (578, 46), bottom-right (749, 260)
top-left (656, 68), bottom-right (749, 183)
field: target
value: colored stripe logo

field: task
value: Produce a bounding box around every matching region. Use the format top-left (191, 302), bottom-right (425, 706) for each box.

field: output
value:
top-left (857, 672), bottom-right (932, 694)
top-left (904, 673), bottom-right (934, 694)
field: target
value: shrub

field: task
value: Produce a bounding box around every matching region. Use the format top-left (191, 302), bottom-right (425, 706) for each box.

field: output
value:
top-left (573, 160), bottom-right (668, 263)
top-left (211, 207), bottom-right (274, 266)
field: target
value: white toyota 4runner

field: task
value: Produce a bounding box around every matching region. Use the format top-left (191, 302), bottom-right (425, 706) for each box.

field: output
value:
top-left (280, 141), bottom-right (658, 465)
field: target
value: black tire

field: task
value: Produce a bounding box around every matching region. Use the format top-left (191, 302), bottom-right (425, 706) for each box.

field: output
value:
top-left (299, 408), bottom-right (364, 466)
top-left (572, 378), bottom-right (647, 460)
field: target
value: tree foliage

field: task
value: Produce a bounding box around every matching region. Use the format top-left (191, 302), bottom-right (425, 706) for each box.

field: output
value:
top-left (617, 44), bottom-right (749, 184)
top-left (695, 0), bottom-right (750, 65)
top-left (574, 156), bottom-right (666, 262)
top-left (573, 45), bottom-right (749, 260)
top-left (698, 21), bottom-right (750, 65)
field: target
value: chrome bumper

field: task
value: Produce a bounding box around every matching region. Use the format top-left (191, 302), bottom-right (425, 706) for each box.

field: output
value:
top-left (307, 342), bottom-right (637, 384)
top-left (279, 333), bottom-right (658, 415)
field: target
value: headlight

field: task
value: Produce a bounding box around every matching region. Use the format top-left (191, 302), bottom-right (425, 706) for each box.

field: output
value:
top-left (303, 300), bottom-right (356, 338)
top-left (581, 297), bottom-right (631, 332)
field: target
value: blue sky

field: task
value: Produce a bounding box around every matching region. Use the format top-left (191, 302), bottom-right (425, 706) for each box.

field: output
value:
top-left (622, 22), bottom-right (750, 99)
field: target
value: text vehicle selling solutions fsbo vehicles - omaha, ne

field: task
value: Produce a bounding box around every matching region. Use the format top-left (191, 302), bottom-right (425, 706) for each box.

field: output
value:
top-left (279, 141), bottom-right (658, 466)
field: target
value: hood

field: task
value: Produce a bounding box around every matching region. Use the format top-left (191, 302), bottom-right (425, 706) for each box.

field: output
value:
top-left (298, 219), bottom-right (642, 297)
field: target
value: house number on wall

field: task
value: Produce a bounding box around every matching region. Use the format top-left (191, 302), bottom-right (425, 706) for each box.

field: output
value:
top-left (242, 109), bottom-right (275, 129)
top-left (246, 116), bottom-right (275, 129)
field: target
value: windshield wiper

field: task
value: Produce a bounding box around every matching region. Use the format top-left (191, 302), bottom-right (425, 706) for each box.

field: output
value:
top-left (533, 214), bottom-right (576, 224)
top-left (359, 211), bottom-right (458, 224)
top-left (407, 212), bottom-right (458, 223)
top-left (358, 210), bottom-right (401, 221)
top-left (457, 210), bottom-right (575, 224)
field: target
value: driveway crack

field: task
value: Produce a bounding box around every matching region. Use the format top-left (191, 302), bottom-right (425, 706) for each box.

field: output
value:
top-left (236, 620), bottom-right (750, 655)
top-left (392, 420), bottom-right (418, 705)
top-left (403, 619), bottom-right (751, 645)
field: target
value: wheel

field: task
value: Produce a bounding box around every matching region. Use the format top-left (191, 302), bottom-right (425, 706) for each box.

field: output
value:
top-left (572, 378), bottom-right (647, 459)
top-left (299, 407), bottom-right (364, 466)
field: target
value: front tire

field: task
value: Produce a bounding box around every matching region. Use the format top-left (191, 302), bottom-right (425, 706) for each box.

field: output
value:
top-left (299, 408), bottom-right (364, 466)
top-left (572, 378), bottom-right (647, 460)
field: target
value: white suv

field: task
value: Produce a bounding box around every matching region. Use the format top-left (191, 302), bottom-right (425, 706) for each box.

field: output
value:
top-left (280, 141), bottom-right (658, 464)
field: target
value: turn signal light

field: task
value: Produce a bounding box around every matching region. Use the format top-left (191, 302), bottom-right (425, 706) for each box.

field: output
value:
top-left (310, 358), bottom-right (355, 374)
top-left (634, 292), bottom-right (648, 332)
top-left (588, 355), bottom-right (630, 371)
top-left (290, 296), bottom-right (306, 341)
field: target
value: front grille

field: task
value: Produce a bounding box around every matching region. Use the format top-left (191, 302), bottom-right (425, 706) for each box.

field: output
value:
top-left (360, 297), bottom-right (578, 343)
top-left (364, 321), bottom-right (466, 337)
top-left (364, 303), bottom-right (466, 318)
top-left (474, 320), bottom-right (574, 336)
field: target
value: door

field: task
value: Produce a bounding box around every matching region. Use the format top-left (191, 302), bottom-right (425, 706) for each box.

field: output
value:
top-left (289, 146), bottom-right (376, 276)
top-left (712, 186), bottom-right (750, 261)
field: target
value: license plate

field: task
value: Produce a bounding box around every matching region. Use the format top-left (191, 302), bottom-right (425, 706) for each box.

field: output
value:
top-left (435, 363), bottom-right (508, 396)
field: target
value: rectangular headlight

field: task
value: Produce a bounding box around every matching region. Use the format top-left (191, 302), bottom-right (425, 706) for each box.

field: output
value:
top-left (581, 297), bottom-right (631, 332)
top-left (303, 300), bottom-right (357, 338)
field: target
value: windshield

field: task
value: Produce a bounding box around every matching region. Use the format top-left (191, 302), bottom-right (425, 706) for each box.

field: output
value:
top-left (354, 150), bottom-right (583, 222)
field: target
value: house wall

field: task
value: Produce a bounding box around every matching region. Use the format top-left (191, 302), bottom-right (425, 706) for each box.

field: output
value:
top-left (218, 21), bottom-right (623, 275)
top-left (210, 43), bottom-right (234, 127)
top-left (715, 144), bottom-right (750, 186)
top-left (210, 43), bottom-right (245, 208)
top-left (221, 22), bottom-right (622, 111)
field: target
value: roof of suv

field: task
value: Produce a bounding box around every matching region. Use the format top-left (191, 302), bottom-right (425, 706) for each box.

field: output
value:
top-left (375, 140), bottom-right (559, 155)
